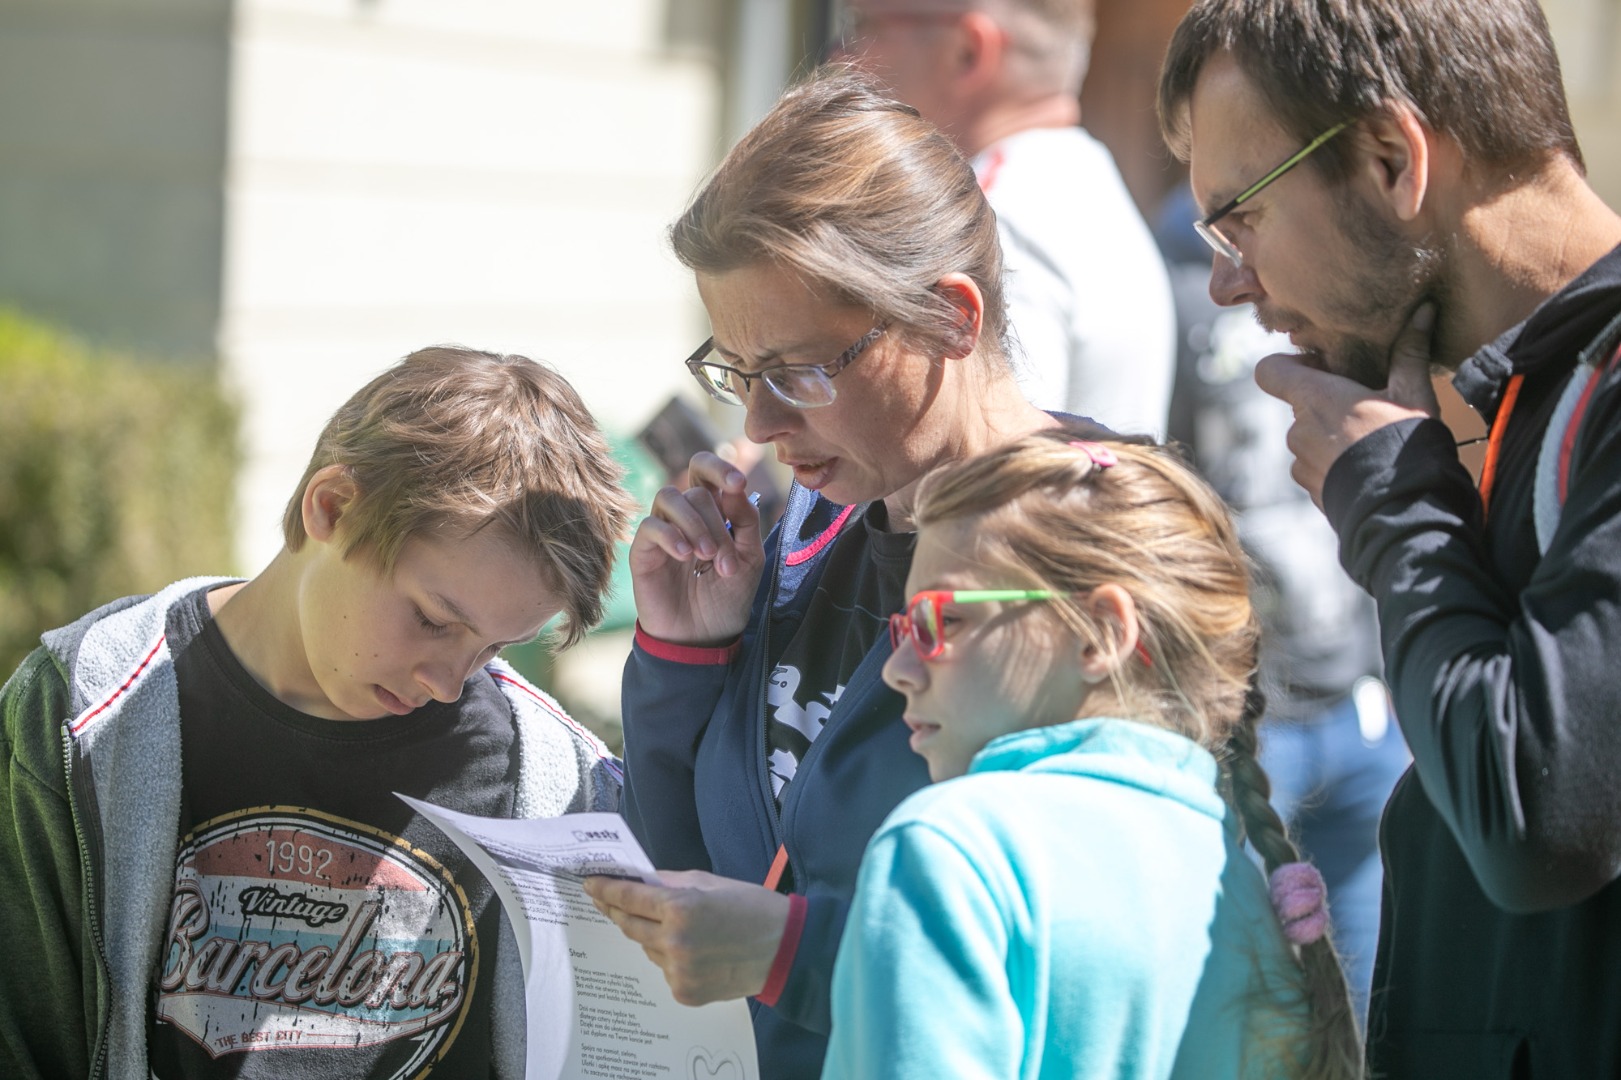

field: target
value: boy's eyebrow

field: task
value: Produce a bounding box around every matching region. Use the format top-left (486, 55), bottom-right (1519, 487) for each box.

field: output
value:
top-left (430, 592), bottom-right (481, 636)
top-left (428, 592), bottom-right (537, 650)
top-left (429, 591), bottom-right (547, 649)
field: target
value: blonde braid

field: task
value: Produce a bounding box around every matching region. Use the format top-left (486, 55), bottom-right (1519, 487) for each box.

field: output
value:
top-left (1227, 678), bottom-right (1364, 1080)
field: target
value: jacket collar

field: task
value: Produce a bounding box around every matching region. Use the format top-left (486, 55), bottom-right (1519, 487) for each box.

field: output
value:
top-left (969, 717), bottom-right (1226, 821)
top-left (1455, 241), bottom-right (1621, 416)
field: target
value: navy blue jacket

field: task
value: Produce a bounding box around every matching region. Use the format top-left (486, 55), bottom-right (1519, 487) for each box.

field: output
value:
top-left (621, 482), bottom-right (931, 1080)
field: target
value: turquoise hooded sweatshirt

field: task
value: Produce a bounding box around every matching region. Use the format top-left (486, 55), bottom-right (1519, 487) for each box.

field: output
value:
top-left (824, 717), bottom-right (1310, 1080)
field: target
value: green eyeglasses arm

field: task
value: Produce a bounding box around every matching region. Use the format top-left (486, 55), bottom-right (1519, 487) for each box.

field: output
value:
top-left (1229, 120), bottom-right (1350, 211)
top-left (947, 590), bottom-right (1063, 603)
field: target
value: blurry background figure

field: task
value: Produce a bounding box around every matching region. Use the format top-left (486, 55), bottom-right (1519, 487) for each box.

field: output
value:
top-left (832, 0), bottom-right (1176, 437)
top-left (1155, 180), bottom-right (1409, 1025)
top-left (637, 394), bottom-right (787, 530)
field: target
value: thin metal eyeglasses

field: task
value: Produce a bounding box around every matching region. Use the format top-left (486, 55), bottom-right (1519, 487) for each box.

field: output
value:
top-left (1194, 120), bottom-right (1350, 269)
top-left (684, 325), bottom-right (886, 410)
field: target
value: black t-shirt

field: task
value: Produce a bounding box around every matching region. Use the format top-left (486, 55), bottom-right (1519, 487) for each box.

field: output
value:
top-left (765, 501), bottom-right (914, 802)
top-left (148, 585), bottom-right (517, 1079)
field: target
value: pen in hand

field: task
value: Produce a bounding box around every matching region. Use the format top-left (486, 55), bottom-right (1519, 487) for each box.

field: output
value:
top-left (692, 491), bottom-right (762, 578)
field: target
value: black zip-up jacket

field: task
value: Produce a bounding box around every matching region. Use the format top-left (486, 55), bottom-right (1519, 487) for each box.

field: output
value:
top-left (1323, 244), bottom-right (1621, 1078)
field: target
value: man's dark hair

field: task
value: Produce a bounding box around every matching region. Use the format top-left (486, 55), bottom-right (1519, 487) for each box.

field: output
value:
top-left (1158, 0), bottom-right (1583, 181)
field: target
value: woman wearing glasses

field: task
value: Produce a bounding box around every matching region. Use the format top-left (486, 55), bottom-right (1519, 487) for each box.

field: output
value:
top-left (583, 69), bottom-right (1066, 1079)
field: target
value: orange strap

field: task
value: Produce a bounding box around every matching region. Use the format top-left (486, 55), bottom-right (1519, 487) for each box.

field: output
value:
top-left (1478, 374), bottom-right (1524, 519)
top-left (763, 844), bottom-right (790, 893)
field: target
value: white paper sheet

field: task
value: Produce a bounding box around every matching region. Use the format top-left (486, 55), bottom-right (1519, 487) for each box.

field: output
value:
top-left (398, 795), bottom-right (758, 1080)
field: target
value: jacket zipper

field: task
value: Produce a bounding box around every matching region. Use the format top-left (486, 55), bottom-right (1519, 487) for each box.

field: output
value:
top-left (758, 542), bottom-right (787, 858)
top-left (63, 728), bottom-right (113, 1080)
top-left (756, 495), bottom-right (870, 894)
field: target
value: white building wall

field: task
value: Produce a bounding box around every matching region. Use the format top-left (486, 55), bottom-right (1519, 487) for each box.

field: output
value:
top-left (0, 0), bottom-right (230, 359)
top-left (221, 0), bottom-right (722, 571)
top-left (12, 0), bottom-right (1611, 631)
top-left (1546, 0), bottom-right (1621, 211)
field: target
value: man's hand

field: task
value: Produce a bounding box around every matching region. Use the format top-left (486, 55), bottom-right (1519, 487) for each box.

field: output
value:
top-left (583, 870), bottom-right (791, 1006)
top-left (1255, 303), bottom-right (1441, 506)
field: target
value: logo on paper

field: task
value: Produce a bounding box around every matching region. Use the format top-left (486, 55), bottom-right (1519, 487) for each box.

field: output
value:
top-left (155, 809), bottom-right (476, 1076)
top-left (688, 1046), bottom-right (747, 1080)
top-left (572, 828), bottom-right (620, 842)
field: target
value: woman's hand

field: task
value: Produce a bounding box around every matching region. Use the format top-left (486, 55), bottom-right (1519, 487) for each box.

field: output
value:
top-left (628, 452), bottom-right (766, 645)
top-left (583, 870), bottom-right (790, 1006)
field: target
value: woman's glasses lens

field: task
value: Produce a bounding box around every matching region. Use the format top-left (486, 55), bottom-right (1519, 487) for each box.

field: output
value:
top-left (687, 325), bottom-right (881, 409)
top-left (764, 369), bottom-right (835, 409)
top-left (690, 362), bottom-right (744, 405)
top-left (689, 357), bottom-right (836, 409)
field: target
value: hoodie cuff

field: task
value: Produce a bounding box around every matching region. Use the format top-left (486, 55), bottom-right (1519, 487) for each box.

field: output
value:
top-left (754, 893), bottom-right (808, 1008)
top-left (633, 622), bottom-right (742, 665)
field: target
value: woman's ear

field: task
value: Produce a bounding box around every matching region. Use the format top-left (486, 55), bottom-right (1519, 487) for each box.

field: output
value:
top-left (933, 272), bottom-right (985, 359)
top-left (1077, 584), bottom-right (1140, 682)
top-left (301, 464), bottom-right (360, 545)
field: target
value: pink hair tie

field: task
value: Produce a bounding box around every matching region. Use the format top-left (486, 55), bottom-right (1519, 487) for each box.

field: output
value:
top-left (1268, 862), bottom-right (1330, 946)
top-left (1068, 440), bottom-right (1117, 469)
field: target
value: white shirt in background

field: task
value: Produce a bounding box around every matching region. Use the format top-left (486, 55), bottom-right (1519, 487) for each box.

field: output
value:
top-left (975, 126), bottom-right (1177, 439)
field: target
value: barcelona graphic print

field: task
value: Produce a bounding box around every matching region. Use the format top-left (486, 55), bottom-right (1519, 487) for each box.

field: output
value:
top-left (155, 808), bottom-right (478, 1077)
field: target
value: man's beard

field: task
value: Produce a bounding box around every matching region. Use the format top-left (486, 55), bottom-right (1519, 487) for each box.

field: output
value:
top-left (1279, 194), bottom-right (1445, 389)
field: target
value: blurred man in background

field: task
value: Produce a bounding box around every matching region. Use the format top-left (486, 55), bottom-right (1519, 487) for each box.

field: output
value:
top-left (1156, 183), bottom-right (1408, 1025)
top-left (834, 0), bottom-right (1176, 437)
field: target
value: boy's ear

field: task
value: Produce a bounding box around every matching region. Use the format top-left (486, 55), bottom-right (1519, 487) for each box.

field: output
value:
top-left (302, 464), bottom-right (360, 545)
top-left (1076, 584), bottom-right (1140, 683)
top-left (933, 272), bottom-right (985, 360)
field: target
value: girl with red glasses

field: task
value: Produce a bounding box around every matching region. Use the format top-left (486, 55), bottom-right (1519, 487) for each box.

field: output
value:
top-left (823, 431), bottom-right (1361, 1080)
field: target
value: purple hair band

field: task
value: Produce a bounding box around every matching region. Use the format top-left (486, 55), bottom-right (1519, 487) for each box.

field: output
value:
top-left (1268, 862), bottom-right (1330, 947)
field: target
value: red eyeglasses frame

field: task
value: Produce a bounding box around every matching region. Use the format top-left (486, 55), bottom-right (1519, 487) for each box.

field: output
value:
top-left (888, 589), bottom-right (1152, 666)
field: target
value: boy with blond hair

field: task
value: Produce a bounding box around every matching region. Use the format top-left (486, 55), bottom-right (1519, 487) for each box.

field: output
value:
top-left (0, 346), bottom-right (638, 1079)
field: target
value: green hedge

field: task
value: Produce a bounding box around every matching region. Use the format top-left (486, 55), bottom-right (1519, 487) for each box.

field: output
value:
top-left (0, 309), bottom-right (239, 677)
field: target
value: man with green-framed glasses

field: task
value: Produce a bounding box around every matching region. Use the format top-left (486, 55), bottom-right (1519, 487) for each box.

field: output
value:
top-left (1161, 2), bottom-right (1621, 1078)
top-left (1179, 74), bottom-right (1429, 394)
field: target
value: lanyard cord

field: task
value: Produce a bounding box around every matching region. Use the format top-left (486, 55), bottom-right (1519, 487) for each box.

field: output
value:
top-left (1478, 373), bottom-right (1525, 519)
